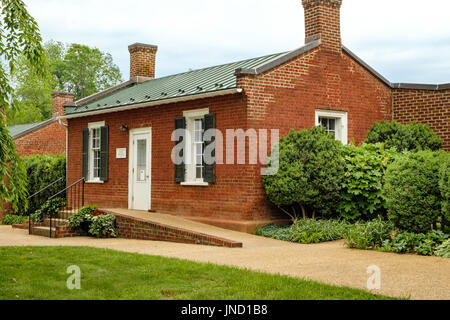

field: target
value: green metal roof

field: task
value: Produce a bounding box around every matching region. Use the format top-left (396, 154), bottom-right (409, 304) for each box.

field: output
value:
top-left (65, 51), bottom-right (288, 116)
top-left (7, 118), bottom-right (55, 138)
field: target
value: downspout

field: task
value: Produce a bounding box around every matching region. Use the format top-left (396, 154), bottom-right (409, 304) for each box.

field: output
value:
top-left (58, 116), bottom-right (69, 186)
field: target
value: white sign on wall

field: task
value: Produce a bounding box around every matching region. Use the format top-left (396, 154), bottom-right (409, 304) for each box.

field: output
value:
top-left (116, 148), bottom-right (127, 159)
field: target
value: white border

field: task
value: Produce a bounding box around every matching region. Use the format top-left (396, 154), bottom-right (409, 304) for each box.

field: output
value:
top-left (128, 127), bottom-right (152, 211)
top-left (315, 109), bottom-right (348, 145)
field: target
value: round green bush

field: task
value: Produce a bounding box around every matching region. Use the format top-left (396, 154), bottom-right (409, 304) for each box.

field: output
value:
top-left (366, 120), bottom-right (442, 152)
top-left (337, 143), bottom-right (395, 221)
top-left (263, 127), bottom-right (345, 221)
top-left (383, 151), bottom-right (449, 233)
top-left (439, 160), bottom-right (450, 230)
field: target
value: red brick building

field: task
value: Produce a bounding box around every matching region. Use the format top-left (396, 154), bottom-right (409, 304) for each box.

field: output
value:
top-left (7, 92), bottom-right (73, 156)
top-left (61, 0), bottom-right (449, 232)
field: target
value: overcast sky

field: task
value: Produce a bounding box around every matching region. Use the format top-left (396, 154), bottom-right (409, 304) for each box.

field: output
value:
top-left (27, 0), bottom-right (450, 84)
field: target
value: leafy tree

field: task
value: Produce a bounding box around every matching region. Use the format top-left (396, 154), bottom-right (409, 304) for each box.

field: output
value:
top-left (0, 0), bottom-right (45, 212)
top-left (6, 41), bottom-right (123, 125)
top-left (366, 120), bottom-right (442, 152)
top-left (263, 127), bottom-right (345, 222)
top-left (56, 43), bottom-right (122, 100)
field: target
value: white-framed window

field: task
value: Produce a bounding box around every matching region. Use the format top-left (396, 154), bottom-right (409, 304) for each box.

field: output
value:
top-left (88, 121), bottom-right (105, 182)
top-left (182, 108), bottom-right (209, 185)
top-left (315, 110), bottom-right (348, 145)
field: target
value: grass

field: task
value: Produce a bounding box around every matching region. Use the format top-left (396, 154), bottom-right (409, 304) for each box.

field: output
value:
top-left (0, 246), bottom-right (398, 300)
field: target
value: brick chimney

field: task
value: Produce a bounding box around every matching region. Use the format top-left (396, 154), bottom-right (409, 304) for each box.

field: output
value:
top-left (128, 43), bottom-right (158, 80)
top-left (302, 0), bottom-right (342, 52)
top-left (51, 92), bottom-right (74, 117)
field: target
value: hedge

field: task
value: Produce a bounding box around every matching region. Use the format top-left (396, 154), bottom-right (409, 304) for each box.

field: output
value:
top-left (365, 120), bottom-right (442, 152)
top-left (383, 151), bottom-right (449, 233)
top-left (19, 154), bottom-right (66, 215)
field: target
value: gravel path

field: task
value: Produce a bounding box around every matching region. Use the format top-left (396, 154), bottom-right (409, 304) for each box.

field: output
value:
top-left (0, 221), bottom-right (449, 300)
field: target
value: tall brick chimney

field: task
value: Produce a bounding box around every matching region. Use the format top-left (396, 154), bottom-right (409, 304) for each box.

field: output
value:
top-left (128, 43), bottom-right (158, 80)
top-left (302, 0), bottom-right (342, 52)
top-left (51, 92), bottom-right (74, 117)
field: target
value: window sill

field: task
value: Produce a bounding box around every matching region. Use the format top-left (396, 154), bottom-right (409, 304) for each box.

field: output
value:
top-left (86, 180), bottom-right (104, 184)
top-left (180, 182), bottom-right (209, 187)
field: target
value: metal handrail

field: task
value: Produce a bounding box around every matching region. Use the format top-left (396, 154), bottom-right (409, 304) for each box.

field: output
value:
top-left (48, 178), bottom-right (84, 201)
top-left (27, 177), bottom-right (65, 200)
top-left (28, 177), bottom-right (86, 238)
top-left (28, 177), bottom-right (65, 235)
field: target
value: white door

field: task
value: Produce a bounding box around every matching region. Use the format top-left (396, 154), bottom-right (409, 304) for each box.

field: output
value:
top-left (129, 128), bottom-right (151, 211)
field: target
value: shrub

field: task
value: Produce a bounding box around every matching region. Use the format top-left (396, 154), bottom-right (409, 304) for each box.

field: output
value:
top-left (439, 160), bottom-right (450, 230)
top-left (263, 127), bottom-right (345, 221)
top-left (380, 230), bottom-right (449, 256)
top-left (435, 239), bottom-right (450, 258)
top-left (343, 217), bottom-right (394, 250)
top-left (68, 205), bottom-right (99, 233)
top-left (89, 214), bottom-right (117, 238)
top-left (365, 120), bottom-right (442, 152)
top-left (19, 154), bottom-right (66, 215)
top-left (338, 143), bottom-right (395, 221)
top-left (256, 219), bottom-right (351, 244)
top-left (69, 206), bottom-right (117, 238)
top-left (1, 214), bottom-right (25, 225)
top-left (255, 224), bottom-right (292, 241)
top-left (383, 151), bottom-right (449, 233)
top-left (39, 198), bottom-right (67, 216)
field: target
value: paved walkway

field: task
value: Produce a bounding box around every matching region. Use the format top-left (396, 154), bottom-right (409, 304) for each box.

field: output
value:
top-left (0, 213), bottom-right (449, 300)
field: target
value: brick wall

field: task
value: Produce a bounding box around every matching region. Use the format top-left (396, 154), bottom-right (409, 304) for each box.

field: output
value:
top-left (14, 121), bottom-right (66, 156)
top-left (67, 94), bottom-right (269, 225)
top-left (393, 88), bottom-right (450, 151)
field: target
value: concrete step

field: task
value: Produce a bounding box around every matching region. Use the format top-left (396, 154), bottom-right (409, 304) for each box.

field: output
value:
top-left (43, 218), bottom-right (69, 227)
top-left (31, 226), bottom-right (56, 237)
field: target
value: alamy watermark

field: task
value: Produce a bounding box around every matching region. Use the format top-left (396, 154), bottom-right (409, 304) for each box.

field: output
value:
top-left (66, 265), bottom-right (81, 290)
top-left (171, 128), bottom-right (280, 175)
top-left (366, 265), bottom-right (381, 290)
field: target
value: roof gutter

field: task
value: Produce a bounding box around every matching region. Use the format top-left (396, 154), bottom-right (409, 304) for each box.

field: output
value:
top-left (61, 88), bottom-right (243, 120)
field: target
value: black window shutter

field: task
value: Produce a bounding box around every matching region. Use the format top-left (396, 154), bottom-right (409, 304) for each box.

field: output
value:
top-left (100, 126), bottom-right (109, 182)
top-left (82, 128), bottom-right (89, 180)
top-left (203, 114), bottom-right (216, 183)
top-left (174, 117), bottom-right (186, 183)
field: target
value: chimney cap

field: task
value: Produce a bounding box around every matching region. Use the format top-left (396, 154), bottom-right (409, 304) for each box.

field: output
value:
top-left (302, 0), bottom-right (342, 8)
top-left (128, 43), bottom-right (158, 52)
top-left (51, 91), bottom-right (75, 97)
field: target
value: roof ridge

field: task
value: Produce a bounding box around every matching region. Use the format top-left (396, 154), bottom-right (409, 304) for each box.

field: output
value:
top-left (141, 51), bottom-right (287, 83)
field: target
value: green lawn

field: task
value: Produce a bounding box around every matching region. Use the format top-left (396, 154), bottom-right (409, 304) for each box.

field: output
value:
top-left (0, 246), bottom-right (398, 300)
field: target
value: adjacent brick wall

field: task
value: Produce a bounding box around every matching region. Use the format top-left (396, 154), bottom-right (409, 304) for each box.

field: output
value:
top-left (14, 120), bottom-right (66, 156)
top-left (393, 88), bottom-right (450, 151)
top-left (113, 212), bottom-right (242, 247)
top-left (128, 43), bottom-right (157, 79)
